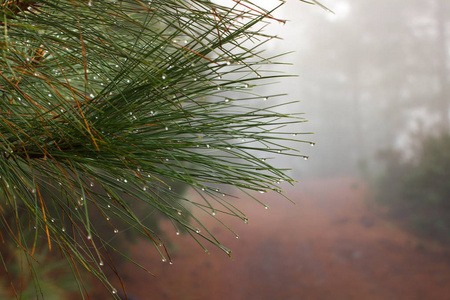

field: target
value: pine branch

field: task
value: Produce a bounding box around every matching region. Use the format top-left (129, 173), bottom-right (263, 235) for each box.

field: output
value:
top-left (0, 0), bottom-right (316, 298)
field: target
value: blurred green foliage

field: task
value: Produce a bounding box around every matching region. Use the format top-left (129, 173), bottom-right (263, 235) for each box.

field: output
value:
top-left (0, 213), bottom-right (81, 299)
top-left (375, 134), bottom-right (450, 244)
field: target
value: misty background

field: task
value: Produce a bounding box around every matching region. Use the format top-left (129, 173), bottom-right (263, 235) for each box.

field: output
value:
top-left (260, 0), bottom-right (449, 179)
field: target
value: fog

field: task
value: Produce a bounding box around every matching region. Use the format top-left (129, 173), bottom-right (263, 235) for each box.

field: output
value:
top-left (259, 0), bottom-right (448, 180)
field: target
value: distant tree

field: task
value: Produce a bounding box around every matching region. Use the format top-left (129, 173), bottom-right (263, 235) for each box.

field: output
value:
top-left (375, 133), bottom-right (450, 245)
top-left (0, 0), bottom-right (320, 298)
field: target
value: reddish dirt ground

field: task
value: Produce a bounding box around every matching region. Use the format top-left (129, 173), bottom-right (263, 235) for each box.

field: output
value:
top-left (97, 178), bottom-right (450, 300)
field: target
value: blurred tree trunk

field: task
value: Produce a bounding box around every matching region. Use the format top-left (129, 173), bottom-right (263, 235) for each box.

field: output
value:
top-left (436, 0), bottom-right (449, 132)
top-left (350, 64), bottom-right (364, 173)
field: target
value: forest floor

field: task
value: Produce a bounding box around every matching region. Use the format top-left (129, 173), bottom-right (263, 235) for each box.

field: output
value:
top-left (95, 177), bottom-right (450, 300)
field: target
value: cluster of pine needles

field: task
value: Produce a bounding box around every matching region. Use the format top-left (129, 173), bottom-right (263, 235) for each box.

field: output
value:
top-left (0, 0), bottom-right (321, 298)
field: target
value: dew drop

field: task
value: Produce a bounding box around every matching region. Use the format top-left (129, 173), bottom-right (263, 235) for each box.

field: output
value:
top-left (99, 261), bottom-right (104, 266)
top-left (87, 235), bottom-right (91, 240)
top-left (206, 144), bottom-right (210, 148)
top-left (162, 258), bottom-right (166, 262)
top-left (196, 229), bottom-right (200, 233)
top-left (114, 229), bottom-right (119, 234)
top-left (310, 142), bottom-right (316, 147)
top-left (176, 232), bottom-right (180, 235)
top-left (89, 93), bottom-right (94, 98)
top-left (143, 186), bottom-right (147, 191)
top-left (264, 206), bottom-right (269, 210)
top-left (212, 211), bottom-right (216, 216)
top-left (264, 97), bottom-right (268, 101)
top-left (224, 98), bottom-right (230, 103)
top-left (165, 126), bottom-right (168, 130)
top-left (90, 182), bottom-right (94, 187)
top-left (162, 74), bottom-right (166, 80)
top-left (235, 236), bottom-right (239, 239)
top-left (304, 156), bottom-right (309, 160)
